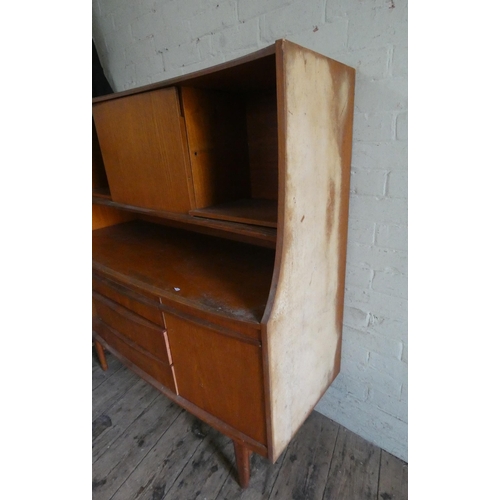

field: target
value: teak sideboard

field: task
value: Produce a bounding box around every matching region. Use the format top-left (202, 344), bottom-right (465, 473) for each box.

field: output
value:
top-left (92, 39), bottom-right (355, 488)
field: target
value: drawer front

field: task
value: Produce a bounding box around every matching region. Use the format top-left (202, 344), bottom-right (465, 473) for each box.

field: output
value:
top-left (164, 312), bottom-right (267, 445)
top-left (94, 319), bottom-right (177, 393)
top-left (93, 292), bottom-right (172, 365)
top-left (92, 274), bottom-right (164, 326)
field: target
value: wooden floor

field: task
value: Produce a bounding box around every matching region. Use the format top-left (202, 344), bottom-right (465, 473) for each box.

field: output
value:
top-left (93, 351), bottom-right (408, 500)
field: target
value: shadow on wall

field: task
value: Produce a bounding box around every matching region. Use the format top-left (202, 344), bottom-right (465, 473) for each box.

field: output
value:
top-left (93, 40), bottom-right (114, 98)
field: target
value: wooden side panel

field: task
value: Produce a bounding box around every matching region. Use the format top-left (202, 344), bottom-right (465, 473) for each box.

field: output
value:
top-left (92, 87), bottom-right (194, 213)
top-left (263, 40), bottom-right (355, 461)
top-left (164, 313), bottom-right (267, 445)
top-left (181, 87), bottom-right (251, 208)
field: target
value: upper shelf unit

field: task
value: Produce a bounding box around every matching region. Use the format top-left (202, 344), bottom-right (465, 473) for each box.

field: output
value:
top-left (92, 46), bottom-right (279, 234)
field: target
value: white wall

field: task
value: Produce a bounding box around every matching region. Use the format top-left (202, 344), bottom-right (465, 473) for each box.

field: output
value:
top-left (93, 0), bottom-right (408, 462)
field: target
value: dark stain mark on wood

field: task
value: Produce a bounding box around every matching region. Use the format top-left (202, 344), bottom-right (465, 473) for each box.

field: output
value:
top-left (381, 493), bottom-right (393, 500)
top-left (325, 177), bottom-right (335, 242)
top-left (92, 478), bottom-right (106, 490)
top-left (290, 453), bottom-right (298, 462)
top-left (151, 483), bottom-right (166, 500)
top-left (92, 414), bottom-right (112, 440)
top-left (191, 420), bottom-right (207, 438)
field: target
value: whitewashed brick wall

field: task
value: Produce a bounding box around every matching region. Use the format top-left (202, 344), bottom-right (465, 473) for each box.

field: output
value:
top-left (93, 0), bottom-right (408, 462)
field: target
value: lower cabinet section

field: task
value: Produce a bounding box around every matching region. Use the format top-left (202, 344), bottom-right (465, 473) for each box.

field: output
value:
top-left (92, 284), bottom-right (267, 448)
top-left (163, 313), bottom-right (267, 445)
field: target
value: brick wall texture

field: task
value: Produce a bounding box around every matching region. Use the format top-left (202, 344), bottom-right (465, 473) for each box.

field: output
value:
top-left (93, 0), bottom-right (408, 462)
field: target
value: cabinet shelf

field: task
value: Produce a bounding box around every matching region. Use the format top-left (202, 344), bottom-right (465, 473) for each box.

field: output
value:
top-left (92, 221), bottom-right (275, 325)
top-left (92, 195), bottom-right (277, 247)
top-left (92, 187), bottom-right (111, 200)
top-left (189, 198), bottom-right (277, 228)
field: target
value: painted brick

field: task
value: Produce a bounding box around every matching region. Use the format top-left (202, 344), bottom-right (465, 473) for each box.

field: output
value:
top-left (345, 263), bottom-right (372, 289)
top-left (368, 314), bottom-right (408, 343)
top-left (352, 141), bottom-right (407, 170)
top-left (386, 170), bottom-right (407, 198)
top-left (347, 219), bottom-right (376, 245)
top-left (401, 342), bottom-right (408, 363)
top-left (189, 0), bottom-right (238, 39)
top-left (368, 387), bottom-right (408, 422)
top-left (375, 223), bottom-right (407, 251)
top-left (238, 0), bottom-right (293, 22)
top-left (348, 242), bottom-right (407, 274)
top-left (366, 290), bottom-right (408, 322)
top-left (211, 18), bottom-right (259, 55)
top-left (260, 1), bottom-right (325, 43)
top-left (316, 388), bottom-right (408, 461)
top-left (343, 45), bottom-right (391, 80)
top-left (152, 17), bottom-right (192, 52)
top-left (349, 195), bottom-right (407, 224)
top-left (331, 372), bottom-right (369, 402)
top-left (123, 38), bottom-right (164, 77)
top-left (346, 286), bottom-right (407, 322)
top-left (354, 77), bottom-right (407, 113)
top-left (344, 285), bottom-right (370, 308)
top-left (368, 351), bottom-right (407, 382)
top-left (396, 110), bottom-right (408, 140)
top-left (112, 3), bottom-right (143, 30)
top-left (347, 0), bottom-right (407, 51)
top-left (161, 38), bottom-right (205, 69)
top-left (391, 42), bottom-right (408, 77)
top-left (372, 269), bottom-right (407, 298)
top-left (350, 168), bottom-right (387, 196)
top-left (130, 11), bottom-right (157, 41)
top-left (288, 18), bottom-right (349, 57)
top-left (326, 0), bottom-right (395, 20)
top-left (343, 306), bottom-right (369, 330)
top-left (353, 112), bottom-right (394, 142)
top-left (343, 326), bottom-right (402, 360)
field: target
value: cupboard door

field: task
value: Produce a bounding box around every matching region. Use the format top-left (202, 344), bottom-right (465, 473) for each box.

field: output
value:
top-left (92, 87), bottom-right (194, 213)
top-left (164, 313), bottom-right (267, 445)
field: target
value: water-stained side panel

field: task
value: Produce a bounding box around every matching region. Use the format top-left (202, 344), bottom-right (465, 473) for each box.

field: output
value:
top-left (263, 41), bottom-right (355, 461)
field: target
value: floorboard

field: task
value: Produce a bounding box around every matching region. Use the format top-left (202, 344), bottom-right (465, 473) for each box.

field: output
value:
top-left (93, 352), bottom-right (408, 500)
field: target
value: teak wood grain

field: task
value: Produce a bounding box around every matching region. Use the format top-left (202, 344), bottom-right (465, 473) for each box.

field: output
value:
top-left (164, 312), bottom-right (267, 446)
top-left (92, 87), bottom-right (194, 213)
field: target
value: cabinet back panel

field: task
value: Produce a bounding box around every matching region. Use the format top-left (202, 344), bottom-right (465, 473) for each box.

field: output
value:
top-left (246, 92), bottom-right (279, 201)
top-left (181, 86), bottom-right (251, 208)
top-left (92, 87), bottom-right (194, 213)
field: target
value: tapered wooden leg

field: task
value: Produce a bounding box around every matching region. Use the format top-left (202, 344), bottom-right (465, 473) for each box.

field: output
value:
top-left (94, 340), bottom-right (108, 371)
top-left (233, 440), bottom-right (251, 488)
